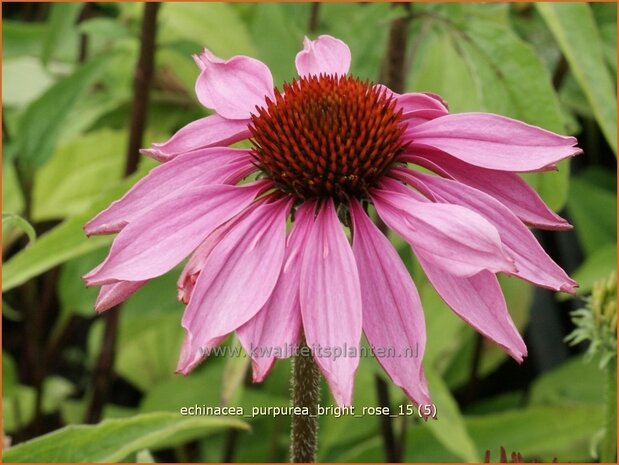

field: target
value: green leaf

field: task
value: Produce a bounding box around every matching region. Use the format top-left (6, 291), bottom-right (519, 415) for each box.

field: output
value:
top-left (2, 412), bottom-right (249, 463)
top-left (537, 3), bottom-right (617, 153)
top-left (529, 356), bottom-right (605, 406)
top-left (159, 3), bottom-right (255, 57)
top-left (408, 30), bottom-right (482, 113)
top-left (452, 12), bottom-right (570, 211)
top-left (467, 406), bottom-right (603, 462)
top-left (32, 129), bottom-right (126, 221)
top-left (568, 175), bottom-right (617, 255)
top-left (571, 244), bottom-right (617, 297)
top-left (2, 169), bottom-right (147, 292)
top-left (41, 3), bottom-right (82, 66)
top-left (424, 366), bottom-right (480, 462)
top-left (2, 57), bottom-right (54, 108)
top-left (2, 214), bottom-right (36, 246)
top-left (2, 353), bottom-right (17, 398)
top-left (15, 53), bottom-right (115, 169)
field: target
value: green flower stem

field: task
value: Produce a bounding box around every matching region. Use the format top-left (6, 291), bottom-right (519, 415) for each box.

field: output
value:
top-left (601, 359), bottom-right (617, 463)
top-left (290, 343), bottom-right (320, 463)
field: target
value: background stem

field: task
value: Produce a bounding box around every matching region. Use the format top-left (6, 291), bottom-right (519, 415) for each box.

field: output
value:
top-left (290, 343), bottom-right (321, 463)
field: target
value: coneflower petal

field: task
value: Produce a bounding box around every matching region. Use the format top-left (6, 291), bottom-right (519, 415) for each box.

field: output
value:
top-left (85, 148), bottom-right (255, 236)
top-left (194, 50), bottom-right (275, 120)
top-left (372, 181), bottom-right (516, 277)
top-left (295, 35), bottom-right (351, 78)
top-left (300, 199), bottom-right (362, 407)
top-left (140, 115), bottom-right (251, 162)
top-left (83, 182), bottom-right (268, 284)
top-left (236, 202), bottom-right (315, 382)
top-left (95, 280), bottom-right (147, 313)
top-left (402, 148), bottom-right (572, 230)
top-left (415, 255), bottom-right (527, 363)
top-left (349, 200), bottom-right (430, 406)
top-left (406, 113), bottom-right (581, 172)
top-left (176, 197), bottom-right (291, 374)
top-left (395, 168), bottom-right (578, 294)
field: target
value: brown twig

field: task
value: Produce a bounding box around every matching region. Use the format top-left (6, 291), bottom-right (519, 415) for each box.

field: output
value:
top-left (85, 2), bottom-right (160, 424)
top-left (380, 3), bottom-right (412, 93)
top-left (308, 3), bottom-right (320, 33)
top-left (375, 375), bottom-right (399, 462)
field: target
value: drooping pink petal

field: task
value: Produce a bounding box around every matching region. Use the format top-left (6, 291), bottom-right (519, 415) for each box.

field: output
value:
top-left (85, 148), bottom-right (255, 236)
top-left (140, 115), bottom-right (251, 162)
top-left (299, 199), bottom-right (362, 406)
top-left (416, 251), bottom-right (527, 362)
top-left (95, 280), bottom-right (147, 313)
top-left (372, 179), bottom-right (516, 277)
top-left (177, 220), bottom-right (235, 304)
top-left (295, 35), bottom-right (351, 77)
top-left (236, 202), bottom-right (315, 382)
top-left (176, 197), bottom-right (292, 374)
top-left (83, 181), bottom-right (269, 285)
top-left (405, 113), bottom-right (581, 172)
top-left (349, 200), bottom-right (430, 405)
top-left (394, 168), bottom-right (577, 294)
top-left (403, 148), bottom-right (572, 230)
top-left (194, 49), bottom-right (274, 120)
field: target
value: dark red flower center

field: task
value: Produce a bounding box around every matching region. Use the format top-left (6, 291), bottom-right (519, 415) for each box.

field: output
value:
top-left (249, 74), bottom-right (406, 201)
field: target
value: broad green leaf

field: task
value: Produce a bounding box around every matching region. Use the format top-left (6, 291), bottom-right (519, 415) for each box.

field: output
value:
top-left (139, 362), bottom-right (224, 413)
top-left (529, 356), bottom-right (605, 406)
top-left (571, 244), bottom-right (617, 297)
top-left (424, 366), bottom-right (480, 462)
top-left (32, 129), bottom-right (126, 221)
top-left (58, 249), bottom-right (108, 321)
top-left (159, 3), bottom-right (255, 57)
top-left (15, 53), bottom-right (115, 169)
top-left (3, 20), bottom-right (76, 61)
top-left (568, 175), bottom-right (617, 255)
top-left (41, 3), bottom-right (82, 65)
top-left (537, 3), bottom-right (617, 153)
top-left (409, 30), bottom-right (482, 112)
top-left (78, 18), bottom-right (132, 57)
top-left (2, 412), bottom-right (249, 463)
top-left (2, 168), bottom-right (147, 292)
top-left (2, 57), bottom-right (54, 108)
top-left (467, 406), bottom-right (603, 462)
top-left (114, 312), bottom-right (184, 392)
top-left (421, 281), bottom-right (466, 372)
top-left (87, 271), bottom-right (185, 391)
top-left (453, 14), bottom-right (570, 211)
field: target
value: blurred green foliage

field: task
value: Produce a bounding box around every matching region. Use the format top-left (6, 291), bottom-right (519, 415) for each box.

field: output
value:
top-left (2, 2), bottom-right (616, 463)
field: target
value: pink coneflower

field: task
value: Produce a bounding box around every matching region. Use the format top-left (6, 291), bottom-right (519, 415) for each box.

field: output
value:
top-left (83, 35), bottom-right (579, 406)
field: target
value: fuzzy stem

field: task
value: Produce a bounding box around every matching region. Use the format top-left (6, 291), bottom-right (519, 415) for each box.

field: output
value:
top-left (290, 343), bottom-right (321, 463)
top-left (601, 360), bottom-right (617, 463)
